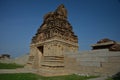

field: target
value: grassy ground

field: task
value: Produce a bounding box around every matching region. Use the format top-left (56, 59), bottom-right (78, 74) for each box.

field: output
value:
top-left (0, 73), bottom-right (98, 80)
top-left (0, 63), bottom-right (24, 69)
top-left (106, 78), bottom-right (113, 80)
top-left (106, 77), bottom-right (120, 80)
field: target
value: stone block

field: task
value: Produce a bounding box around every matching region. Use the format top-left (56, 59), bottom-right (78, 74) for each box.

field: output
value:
top-left (102, 62), bottom-right (120, 68)
top-left (108, 52), bottom-right (120, 56)
top-left (108, 56), bottom-right (120, 62)
top-left (77, 57), bottom-right (108, 62)
top-left (79, 61), bottom-right (101, 67)
top-left (78, 52), bottom-right (109, 57)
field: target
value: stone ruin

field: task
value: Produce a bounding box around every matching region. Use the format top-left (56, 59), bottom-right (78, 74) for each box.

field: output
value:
top-left (26, 4), bottom-right (120, 76)
top-left (92, 38), bottom-right (120, 51)
top-left (27, 4), bottom-right (78, 76)
top-left (0, 54), bottom-right (10, 60)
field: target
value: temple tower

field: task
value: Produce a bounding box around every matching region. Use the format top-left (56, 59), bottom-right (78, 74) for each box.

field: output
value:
top-left (27, 4), bottom-right (79, 76)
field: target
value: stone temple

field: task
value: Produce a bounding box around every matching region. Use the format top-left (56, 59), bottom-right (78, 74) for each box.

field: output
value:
top-left (27, 4), bottom-right (120, 76)
top-left (27, 4), bottom-right (78, 76)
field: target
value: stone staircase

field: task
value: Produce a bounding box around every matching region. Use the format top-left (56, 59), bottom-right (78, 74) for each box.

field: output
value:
top-left (41, 56), bottom-right (64, 68)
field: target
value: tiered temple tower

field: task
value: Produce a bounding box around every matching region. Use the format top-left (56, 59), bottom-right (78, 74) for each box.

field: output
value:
top-left (27, 4), bottom-right (78, 76)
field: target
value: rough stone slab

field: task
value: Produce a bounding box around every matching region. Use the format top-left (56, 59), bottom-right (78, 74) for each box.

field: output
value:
top-left (79, 61), bottom-right (101, 67)
top-left (76, 57), bottom-right (108, 62)
top-left (65, 53), bottom-right (80, 58)
top-left (108, 56), bottom-right (120, 62)
top-left (102, 62), bottom-right (120, 68)
top-left (0, 59), bottom-right (14, 63)
top-left (108, 52), bottom-right (120, 56)
top-left (0, 68), bottom-right (37, 74)
top-left (75, 53), bottom-right (109, 58)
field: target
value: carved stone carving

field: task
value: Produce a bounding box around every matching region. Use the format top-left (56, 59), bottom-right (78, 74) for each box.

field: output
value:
top-left (28, 4), bottom-right (78, 75)
top-left (55, 4), bottom-right (67, 19)
top-left (31, 4), bottom-right (78, 44)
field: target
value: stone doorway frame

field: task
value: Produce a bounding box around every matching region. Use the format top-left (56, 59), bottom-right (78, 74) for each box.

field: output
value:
top-left (33, 45), bottom-right (44, 69)
top-left (37, 46), bottom-right (44, 55)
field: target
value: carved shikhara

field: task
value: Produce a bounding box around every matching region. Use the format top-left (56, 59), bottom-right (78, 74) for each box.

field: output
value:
top-left (31, 5), bottom-right (78, 44)
top-left (27, 4), bottom-right (78, 70)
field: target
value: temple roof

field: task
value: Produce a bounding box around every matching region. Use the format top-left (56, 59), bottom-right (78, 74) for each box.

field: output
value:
top-left (31, 4), bottom-right (78, 44)
top-left (91, 38), bottom-right (120, 51)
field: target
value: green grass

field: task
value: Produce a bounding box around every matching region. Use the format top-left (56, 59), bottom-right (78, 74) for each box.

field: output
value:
top-left (0, 73), bottom-right (98, 80)
top-left (106, 77), bottom-right (120, 80)
top-left (0, 63), bottom-right (24, 69)
top-left (106, 77), bottom-right (113, 80)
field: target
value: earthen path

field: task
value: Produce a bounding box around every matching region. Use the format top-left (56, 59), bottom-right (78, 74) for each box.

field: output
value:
top-left (0, 68), bottom-right (37, 74)
top-left (0, 69), bottom-right (108, 80)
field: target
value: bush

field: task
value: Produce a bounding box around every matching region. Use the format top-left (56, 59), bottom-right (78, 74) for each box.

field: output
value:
top-left (106, 72), bottom-right (120, 80)
top-left (112, 72), bottom-right (120, 80)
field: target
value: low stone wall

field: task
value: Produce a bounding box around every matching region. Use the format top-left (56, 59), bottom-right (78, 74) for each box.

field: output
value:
top-left (0, 58), bottom-right (14, 64)
top-left (0, 54), bottom-right (29, 65)
top-left (65, 49), bottom-right (120, 76)
top-left (14, 54), bottom-right (29, 65)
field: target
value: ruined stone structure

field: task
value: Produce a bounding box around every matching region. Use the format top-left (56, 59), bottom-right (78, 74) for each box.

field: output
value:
top-left (0, 54), bottom-right (10, 59)
top-left (92, 38), bottom-right (120, 51)
top-left (27, 4), bottom-right (78, 76)
top-left (65, 49), bottom-right (120, 76)
top-left (27, 4), bottom-right (120, 77)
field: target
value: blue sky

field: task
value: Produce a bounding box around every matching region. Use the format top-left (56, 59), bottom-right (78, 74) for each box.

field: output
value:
top-left (0, 0), bottom-right (120, 57)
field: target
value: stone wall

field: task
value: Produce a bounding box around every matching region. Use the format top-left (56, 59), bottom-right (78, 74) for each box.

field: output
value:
top-left (64, 49), bottom-right (120, 76)
top-left (0, 58), bottom-right (14, 64)
top-left (0, 54), bottom-right (29, 65)
top-left (14, 54), bottom-right (29, 65)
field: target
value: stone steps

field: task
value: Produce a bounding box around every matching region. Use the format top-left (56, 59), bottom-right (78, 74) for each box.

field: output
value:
top-left (41, 62), bottom-right (64, 66)
top-left (37, 67), bottom-right (71, 76)
top-left (43, 59), bottom-right (64, 62)
top-left (44, 56), bottom-right (64, 61)
top-left (41, 56), bottom-right (65, 68)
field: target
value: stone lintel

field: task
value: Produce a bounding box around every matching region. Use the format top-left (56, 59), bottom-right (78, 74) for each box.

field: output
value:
top-left (91, 41), bottom-right (114, 47)
top-left (30, 38), bottom-right (78, 47)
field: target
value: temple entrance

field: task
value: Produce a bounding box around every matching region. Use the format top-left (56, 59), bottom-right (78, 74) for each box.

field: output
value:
top-left (33, 46), bottom-right (44, 69)
top-left (37, 46), bottom-right (44, 55)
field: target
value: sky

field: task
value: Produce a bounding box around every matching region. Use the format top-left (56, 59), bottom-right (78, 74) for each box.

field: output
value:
top-left (0, 0), bottom-right (120, 58)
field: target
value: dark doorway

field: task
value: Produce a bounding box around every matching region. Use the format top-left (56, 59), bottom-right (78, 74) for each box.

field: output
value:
top-left (37, 46), bottom-right (44, 55)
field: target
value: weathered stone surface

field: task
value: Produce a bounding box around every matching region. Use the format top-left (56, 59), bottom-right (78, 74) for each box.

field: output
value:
top-left (0, 54), bottom-right (10, 59)
top-left (92, 38), bottom-right (120, 51)
top-left (31, 4), bottom-right (78, 44)
top-left (108, 56), bottom-right (120, 62)
top-left (79, 61), bottom-right (101, 67)
top-left (108, 52), bottom-right (120, 56)
top-left (77, 57), bottom-right (108, 62)
top-left (27, 4), bottom-right (78, 76)
top-left (65, 49), bottom-right (120, 76)
top-left (110, 44), bottom-right (120, 51)
top-left (97, 38), bottom-right (114, 44)
top-left (26, 4), bottom-right (120, 77)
